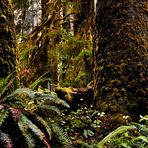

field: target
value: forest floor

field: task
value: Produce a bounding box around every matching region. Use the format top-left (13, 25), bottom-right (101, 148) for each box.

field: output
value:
top-left (52, 103), bottom-right (133, 147)
top-left (48, 86), bottom-right (147, 148)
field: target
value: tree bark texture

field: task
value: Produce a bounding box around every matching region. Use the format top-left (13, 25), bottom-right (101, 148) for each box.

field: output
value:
top-left (93, 0), bottom-right (148, 117)
top-left (73, 0), bottom-right (94, 39)
top-left (0, 0), bottom-right (16, 78)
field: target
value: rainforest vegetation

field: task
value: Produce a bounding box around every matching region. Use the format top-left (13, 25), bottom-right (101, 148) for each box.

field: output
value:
top-left (0, 0), bottom-right (147, 147)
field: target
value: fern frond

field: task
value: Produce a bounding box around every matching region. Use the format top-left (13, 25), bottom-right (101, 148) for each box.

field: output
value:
top-left (19, 114), bottom-right (51, 147)
top-left (2, 87), bottom-right (70, 110)
top-left (33, 115), bottom-right (52, 140)
top-left (18, 115), bottom-right (36, 148)
top-left (9, 108), bottom-right (21, 123)
top-left (0, 77), bottom-right (9, 96)
top-left (19, 114), bottom-right (45, 139)
top-left (132, 123), bottom-right (148, 136)
top-left (0, 108), bottom-right (9, 127)
top-left (51, 123), bottom-right (74, 148)
top-left (50, 97), bottom-right (70, 108)
top-left (0, 97), bottom-right (25, 109)
top-left (33, 92), bottom-right (58, 100)
top-left (0, 130), bottom-right (13, 148)
top-left (7, 88), bottom-right (35, 99)
top-left (0, 74), bottom-right (13, 96)
top-left (0, 88), bottom-right (34, 106)
top-left (132, 135), bottom-right (148, 143)
top-left (29, 74), bottom-right (51, 90)
top-left (41, 95), bottom-right (70, 108)
top-left (8, 100), bottom-right (25, 109)
top-left (38, 104), bottom-right (61, 114)
top-left (97, 125), bottom-right (136, 148)
top-left (33, 91), bottom-right (70, 108)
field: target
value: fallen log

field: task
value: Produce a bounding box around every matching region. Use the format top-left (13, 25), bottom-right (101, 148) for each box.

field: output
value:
top-left (55, 81), bottom-right (94, 110)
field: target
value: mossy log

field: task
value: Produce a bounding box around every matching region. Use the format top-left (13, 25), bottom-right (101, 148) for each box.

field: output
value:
top-left (93, 0), bottom-right (148, 118)
top-left (55, 82), bottom-right (93, 109)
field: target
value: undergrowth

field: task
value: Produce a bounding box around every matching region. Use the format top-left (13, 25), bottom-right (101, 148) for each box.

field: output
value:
top-left (0, 76), bottom-right (71, 148)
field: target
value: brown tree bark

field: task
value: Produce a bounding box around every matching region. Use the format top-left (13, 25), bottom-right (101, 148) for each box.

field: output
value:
top-left (0, 0), bottom-right (16, 78)
top-left (73, 0), bottom-right (94, 39)
top-left (93, 0), bottom-right (148, 118)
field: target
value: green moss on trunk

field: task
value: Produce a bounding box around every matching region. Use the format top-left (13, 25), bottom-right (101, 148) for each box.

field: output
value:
top-left (0, 0), bottom-right (16, 78)
top-left (93, 0), bottom-right (148, 118)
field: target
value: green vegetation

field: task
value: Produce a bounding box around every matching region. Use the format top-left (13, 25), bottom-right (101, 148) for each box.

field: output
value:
top-left (98, 116), bottom-right (148, 148)
top-left (0, 78), bottom-right (70, 147)
top-left (0, 0), bottom-right (147, 147)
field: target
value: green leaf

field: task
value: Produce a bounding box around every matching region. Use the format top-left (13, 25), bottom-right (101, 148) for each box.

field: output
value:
top-left (0, 108), bottom-right (9, 127)
top-left (97, 125), bottom-right (136, 148)
top-left (87, 130), bottom-right (94, 137)
top-left (18, 117), bottom-right (36, 148)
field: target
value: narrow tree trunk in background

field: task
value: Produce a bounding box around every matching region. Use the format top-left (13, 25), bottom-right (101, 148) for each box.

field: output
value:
top-left (40, 0), bottom-right (58, 83)
top-left (41, 0), bottom-right (56, 21)
top-left (0, 0), bottom-right (16, 78)
top-left (73, 0), bottom-right (94, 39)
top-left (93, 0), bottom-right (148, 118)
top-left (31, 0), bottom-right (35, 29)
top-left (62, 1), bottom-right (70, 31)
top-left (41, 0), bottom-right (49, 21)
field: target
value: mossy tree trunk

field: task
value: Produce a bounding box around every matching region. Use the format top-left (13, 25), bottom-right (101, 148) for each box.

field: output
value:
top-left (73, 0), bottom-right (94, 39)
top-left (0, 0), bottom-right (16, 78)
top-left (93, 0), bottom-right (148, 118)
top-left (41, 0), bottom-right (59, 83)
top-left (41, 0), bottom-right (52, 21)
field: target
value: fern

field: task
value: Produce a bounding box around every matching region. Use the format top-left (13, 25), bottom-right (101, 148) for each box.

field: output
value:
top-left (33, 115), bottom-right (52, 140)
top-left (0, 77), bottom-right (10, 96)
top-left (132, 122), bottom-right (148, 137)
top-left (0, 85), bottom-right (69, 147)
top-left (97, 119), bottom-right (148, 148)
top-left (130, 135), bottom-right (148, 145)
top-left (4, 88), bottom-right (69, 107)
top-left (1, 87), bottom-right (69, 115)
top-left (39, 94), bottom-right (70, 108)
top-left (19, 113), bottom-right (51, 147)
top-left (37, 104), bottom-right (61, 114)
top-left (0, 105), bottom-right (52, 147)
top-left (20, 114), bottom-right (45, 139)
top-left (29, 74), bottom-right (51, 90)
top-left (97, 125), bottom-right (136, 148)
top-left (0, 74), bottom-right (15, 97)
top-left (18, 117), bottom-right (36, 148)
top-left (6, 88), bottom-right (35, 99)
top-left (51, 123), bottom-right (74, 148)
top-left (0, 130), bottom-right (13, 148)
top-left (0, 108), bottom-right (9, 127)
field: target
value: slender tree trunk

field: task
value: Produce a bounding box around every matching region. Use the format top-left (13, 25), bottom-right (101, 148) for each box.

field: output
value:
top-left (0, 0), bottom-right (16, 78)
top-left (40, 0), bottom-right (58, 83)
top-left (73, 0), bottom-right (94, 39)
top-left (41, 0), bottom-right (49, 21)
top-left (93, 0), bottom-right (148, 118)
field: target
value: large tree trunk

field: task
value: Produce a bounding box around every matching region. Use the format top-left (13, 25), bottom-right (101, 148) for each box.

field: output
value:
top-left (93, 0), bottom-right (148, 118)
top-left (0, 0), bottom-right (16, 78)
